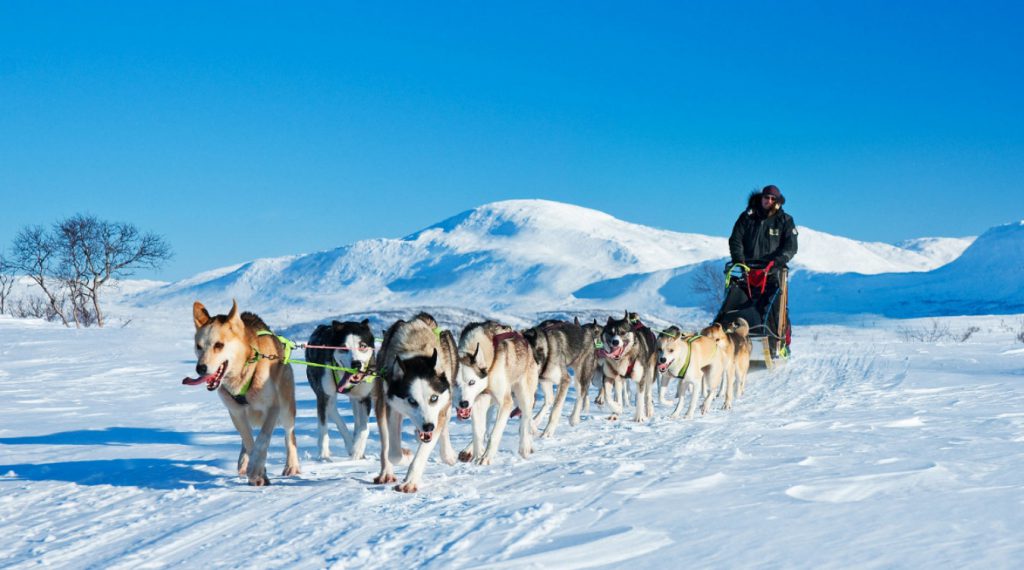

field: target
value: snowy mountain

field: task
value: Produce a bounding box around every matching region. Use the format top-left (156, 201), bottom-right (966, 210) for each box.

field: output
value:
top-left (792, 220), bottom-right (1024, 318)
top-left (132, 199), bottom-right (991, 323)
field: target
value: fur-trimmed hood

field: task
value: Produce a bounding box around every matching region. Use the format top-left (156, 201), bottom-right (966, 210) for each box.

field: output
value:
top-left (746, 191), bottom-right (785, 216)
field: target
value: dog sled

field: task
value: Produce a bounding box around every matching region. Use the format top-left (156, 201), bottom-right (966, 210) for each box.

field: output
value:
top-left (713, 262), bottom-right (791, 369)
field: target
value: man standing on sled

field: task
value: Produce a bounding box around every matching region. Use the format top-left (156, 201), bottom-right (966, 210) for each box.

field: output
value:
top-left (715, 184), bottom-right (798, 358)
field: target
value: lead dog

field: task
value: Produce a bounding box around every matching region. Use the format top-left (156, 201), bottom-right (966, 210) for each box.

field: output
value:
top-left (187, 301), bottom-right (301, 485)
top-left (599, 311), bottom-right (658, 422)
top-left (453, 321), bottom-right (538, 464)
top-left (374, 313), bottom-right (458, 493)
top-left (305, 319), bottom-right (377, 461)
top-left (655, 324), bottom-right (728, 419)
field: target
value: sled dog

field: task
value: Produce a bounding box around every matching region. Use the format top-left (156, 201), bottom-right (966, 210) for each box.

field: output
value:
top-left (655, 324), bottom-right (728, 419)
top-left (598, 311), bottom-right (658, 422)
top-left (723, 317), bottom-right (753, 399)
top-left (306, 319), bottom-right (376, 460)
top-left (187, 301), bottom-right (301, 485)
top-left (454, 321), bottom-right (538, 464)
top-left (522, 318), bottom-right (600, 437)
top-left (374, 313), bottom-right (458, 493)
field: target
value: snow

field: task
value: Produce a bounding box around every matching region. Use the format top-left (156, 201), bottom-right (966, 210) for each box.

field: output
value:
top-left (2, 312), bottom-right (1023, 568)
top-left (2, 201), bottom-right (1023, 568)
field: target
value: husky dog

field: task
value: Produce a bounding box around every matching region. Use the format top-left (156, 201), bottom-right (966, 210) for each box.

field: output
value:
top-left (598, 311), bottom-right (658, 422)
top-left (186, 301), bottom-right (301, 485)
top-left (305, 319), bottom-right (377, 461)
top-left (374, 313), bottom-right (458, 493)
top-left (521, 318), bottom-right (600, 437)
top-left (454, 321), bottom-right (538, 464)
top-left (723, 318), bottom-right (753, 399)
top-left (655, 324), bottom-right (728, 419)
top-left (572, 317), bottom-right (604, 425)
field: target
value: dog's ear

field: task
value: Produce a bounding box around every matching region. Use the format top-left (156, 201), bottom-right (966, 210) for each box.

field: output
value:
top-left (606, 316), bottom-right (614, 325)
top-left (361, 318), bottom-right (370, 327)
top-left (471, 342), bottom-right (480, 365)
top-left (573, 316), bottom-right (581, 326)
top-left (193, 302), bottom-right (211, 329)
top-left (332, 320), bottom-right (344, 330)
top-left (623, 310), bottom-right (630, 321)
top-left (394, 356), bottom-right (406, 375)
top-left (429, 348), bottom-right (438, 369)
top-left (226, 299), bottom-right (239, 323)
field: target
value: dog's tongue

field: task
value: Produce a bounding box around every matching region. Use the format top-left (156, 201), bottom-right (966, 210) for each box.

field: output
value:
top-left (182, 374), bottom-right (217, 386)
top-left (456, 407), bottom-right (472, 420)
top-left (418, 430), bottom-right (434, 443)
top-left (336, 371), bottom-right (366, 393)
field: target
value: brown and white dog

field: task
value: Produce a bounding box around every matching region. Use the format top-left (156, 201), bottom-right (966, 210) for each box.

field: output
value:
top-left (186, 300), bottom-right (301, 485)
top-left (722, 318), bottom-right (753, 399)
top-left (655, 324), bottom-right (728, 419)
top-left (373, 313), bottom-right (458, 493)
top-left (453, 321), bottom-right (538, 464)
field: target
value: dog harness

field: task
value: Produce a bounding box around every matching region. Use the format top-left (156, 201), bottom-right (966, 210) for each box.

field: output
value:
top-left (671, 334), bottom-right (718, 379)
top-left (491, 330), bottom-right (522, 350)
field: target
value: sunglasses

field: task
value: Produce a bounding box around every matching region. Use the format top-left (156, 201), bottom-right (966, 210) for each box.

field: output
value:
top-left (761, 195), bottom-right (777, 202)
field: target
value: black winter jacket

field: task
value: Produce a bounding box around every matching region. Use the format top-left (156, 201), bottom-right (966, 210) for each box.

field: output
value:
top-left (728, 192), bottom-right (798, 267)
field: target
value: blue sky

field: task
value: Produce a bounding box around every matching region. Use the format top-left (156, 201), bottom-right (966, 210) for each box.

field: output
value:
top-left (1, 1), bottom-right (1021, 280)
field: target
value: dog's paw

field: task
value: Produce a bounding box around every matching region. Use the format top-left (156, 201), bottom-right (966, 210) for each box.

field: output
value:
top-left (519, 447), bottom-right (533, 460)
top-left (475, 455), bottom-right (494, 466)
top-left (247, 474), bottom-right (271, 487)
top-left (723, 402), bottom-right (733, 411)
top-left (394, 481), bottom-right (419, 493)
top-left (458, 450), bottom-right (473, 462)
top-left (282, 464), bottom-right (301, 477)
top-left (374, 472), bottom-right (397, 485)
top-left (607, 414), bottom-right (619, 421)
top-left (318, 454), bottom-right (334, 463)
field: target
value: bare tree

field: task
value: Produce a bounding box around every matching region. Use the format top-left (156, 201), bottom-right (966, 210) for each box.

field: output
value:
top-left (690, 260), bottom-right (727, 316)
top-left (11, 226), bottom-right (69, 325)
top-left (0, 253), bottom-right (15, 315)
top-left (54, 215), bottom-right (172, 327)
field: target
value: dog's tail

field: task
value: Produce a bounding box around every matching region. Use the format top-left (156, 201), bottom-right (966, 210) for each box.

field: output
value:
top-left (732, 318), bottom-right (750, 338)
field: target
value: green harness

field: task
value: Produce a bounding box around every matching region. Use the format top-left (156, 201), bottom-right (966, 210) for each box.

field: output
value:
top-left (237, 331), bottom-right (378, 397)
top-left (672, 334), bottom-right (717, 379)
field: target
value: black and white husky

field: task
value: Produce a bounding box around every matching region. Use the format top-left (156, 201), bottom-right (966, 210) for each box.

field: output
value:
top-left (599, 311), bottom-right (658, 422)
top-left (373, 313), bottom-right (458, 493)
top-left (305, 319), bottom-right (376, 461)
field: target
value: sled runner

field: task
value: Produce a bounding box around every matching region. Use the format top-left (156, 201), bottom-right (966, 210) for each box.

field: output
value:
top-left (713, 262), bottom-right (791, 369)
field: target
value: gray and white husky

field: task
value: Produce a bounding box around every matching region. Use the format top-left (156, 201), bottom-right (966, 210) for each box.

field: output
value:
top-left (305, 319), bottom-right (376, 461)
top-left (453, 321), bottom-right (538, 464)
top-left (522, 318), bottom-right (601, 437)
top-left (373, 313), bottom-right (458, 493)
top-left (599, 311), bottom-right (658, 422)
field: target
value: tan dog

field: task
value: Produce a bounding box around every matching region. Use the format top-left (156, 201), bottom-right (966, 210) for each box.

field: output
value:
top-left (655, 325), bottom-right (727, 419)
top-left (188, 301), bottom-right (301, 485)
top-left (453, 321), bottom-right (538, 465)
top-left (724, 318), bottom-right (753, 399)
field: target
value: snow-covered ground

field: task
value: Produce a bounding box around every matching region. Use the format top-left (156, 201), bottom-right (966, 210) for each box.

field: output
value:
top-left (2, 311), bottom-right (1023, 568)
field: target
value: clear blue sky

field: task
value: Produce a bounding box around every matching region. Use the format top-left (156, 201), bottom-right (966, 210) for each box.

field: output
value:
top-left (2, 1), bottom-right (1021, 280)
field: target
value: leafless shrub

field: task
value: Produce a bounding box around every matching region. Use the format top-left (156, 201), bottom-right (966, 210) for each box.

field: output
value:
top-left (1016, 318), bottom-right (1024, 345)
top-left (10, 226), bottom-right (69, 326)
top-left (958, 326), bottom-right (981, 343)
top-left (10, 295), bottom-right (65, 321)
top-left (0, 254), bottom-right (15, 315)
top-left (691, 261), bottom-right (726, 317)
top-left (897, 320), bottom-right (983, 343)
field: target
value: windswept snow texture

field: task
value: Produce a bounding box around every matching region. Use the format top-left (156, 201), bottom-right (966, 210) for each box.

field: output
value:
top-left (130, 200), bottom-right (987, 322)
top-left (2, 313), bottom-right (1023, 568)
